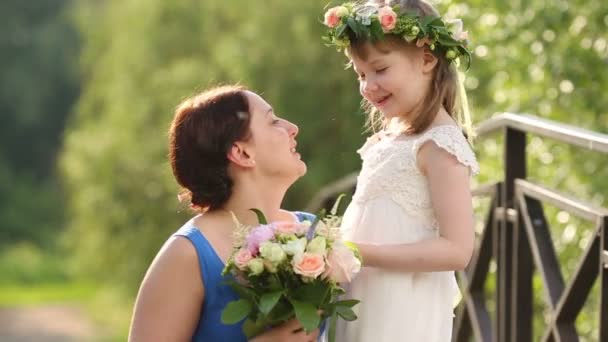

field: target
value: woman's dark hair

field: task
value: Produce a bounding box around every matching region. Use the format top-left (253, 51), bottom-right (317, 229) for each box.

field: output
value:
top-left (168, 85), bottom-right (252, 211)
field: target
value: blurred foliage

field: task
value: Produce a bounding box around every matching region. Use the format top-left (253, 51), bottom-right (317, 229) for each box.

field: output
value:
top-left (0, 242), bottom-right (71, 285)
top-left (61, 0), bottom-right (607, 290)
top-left (0, 0), bottom-right (79, 247)
top-left (61, 0), bottom-right (367, 292)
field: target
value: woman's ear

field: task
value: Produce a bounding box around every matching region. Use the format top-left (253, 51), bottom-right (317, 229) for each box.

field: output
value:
top-left (227, 142), bottom-right (256, 168)
top-left (421, 47), bottom-right (439, 74)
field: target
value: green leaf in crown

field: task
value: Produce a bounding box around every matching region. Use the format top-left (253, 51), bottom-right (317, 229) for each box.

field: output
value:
top-left (321, 2), bottom-right (472, 69)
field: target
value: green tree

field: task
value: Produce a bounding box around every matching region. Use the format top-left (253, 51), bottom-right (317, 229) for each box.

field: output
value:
top-left (0, 0), bottom-right (79, 247)
top-left (62, 0), bottom-right (367, 292)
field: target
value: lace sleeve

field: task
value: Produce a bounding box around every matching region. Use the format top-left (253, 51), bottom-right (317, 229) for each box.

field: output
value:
top-left (412, 125), bottom-right (480, 175)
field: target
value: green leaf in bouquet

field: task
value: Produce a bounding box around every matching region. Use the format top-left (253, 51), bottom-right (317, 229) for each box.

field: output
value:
top-left (267, 299), bottom-right (294, 323)
top-left (266, 274), bottom-right (283, 291)
top-left (259, 290), bottom-right (284, 315)
top-left (294, 281), bottom-right (330, 306)
top-left (336, 306), bottom-right (357, 321)
top-left (328, 310), bottom-right (338, 342)
top-left (333, 299), bottom-right (360, 308)
top-left (249, 208), bottom-right (268, 224)
top-left (330, 193), bottom-right (346, 216)
top-left (242, 317), bottom-right (267, 339)
top-left (343, 241), bottom-right (362, 263)
top-left (221, 299), bottom-right (253, 324)
top-left (290, 299), bottom-right (320, 333)
top-left (223, 279), bottom-right (258, 303)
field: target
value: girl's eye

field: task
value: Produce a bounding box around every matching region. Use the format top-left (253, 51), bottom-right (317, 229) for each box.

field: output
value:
top-left (376, 67), bottom-right (388, 73)
top-left (272, 118), bottom-right (281, 124)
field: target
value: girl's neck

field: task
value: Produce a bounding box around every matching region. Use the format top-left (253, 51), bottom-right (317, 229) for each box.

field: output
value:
top-left (386, 106), bottom-right (452, 135)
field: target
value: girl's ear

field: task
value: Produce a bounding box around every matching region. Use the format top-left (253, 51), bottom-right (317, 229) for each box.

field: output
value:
top-left (227, 142), bottom-right (256, 168)
top-left (421, 47), bottom-right (439, 74)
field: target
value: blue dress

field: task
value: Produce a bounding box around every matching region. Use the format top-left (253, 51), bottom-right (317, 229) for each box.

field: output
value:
top-left (173, 211), bottom-right (317, 342)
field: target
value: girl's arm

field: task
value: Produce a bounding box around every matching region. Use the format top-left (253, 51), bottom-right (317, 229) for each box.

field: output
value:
top-left (355, 141), bottom-right (475, 272)
top-left (129, 237), bottom-right (204, 341)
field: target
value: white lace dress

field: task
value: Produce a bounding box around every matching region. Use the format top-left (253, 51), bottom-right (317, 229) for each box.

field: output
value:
top-left (335, 125), bottom-right (479, 342)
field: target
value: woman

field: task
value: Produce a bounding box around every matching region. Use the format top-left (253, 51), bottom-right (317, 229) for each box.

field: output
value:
top-left (128, 85), bottom-right (320, 342)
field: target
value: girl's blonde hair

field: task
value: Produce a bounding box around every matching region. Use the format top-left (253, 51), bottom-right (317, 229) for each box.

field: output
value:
top-left (347, 0), bottom-right (474, 138)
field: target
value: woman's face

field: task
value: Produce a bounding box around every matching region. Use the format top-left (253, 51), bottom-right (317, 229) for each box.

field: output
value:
top-left (242, 91), bottom-right (307, 181)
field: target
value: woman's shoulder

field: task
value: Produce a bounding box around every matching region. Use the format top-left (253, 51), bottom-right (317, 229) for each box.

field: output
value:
top-left (159, 230), bottom-right (201, 270)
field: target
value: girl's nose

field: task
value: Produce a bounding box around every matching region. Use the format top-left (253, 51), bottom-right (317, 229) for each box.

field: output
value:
top-left (360, 79), bottom-right (379, 96)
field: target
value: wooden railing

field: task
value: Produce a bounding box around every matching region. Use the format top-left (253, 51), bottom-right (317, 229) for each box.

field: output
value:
top-left (306, 113), bottom-right (608, 342)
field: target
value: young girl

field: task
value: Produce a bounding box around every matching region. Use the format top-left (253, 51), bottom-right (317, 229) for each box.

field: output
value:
top-left (322, 1), bottom-right (479, 341)
top-left (129, 85), bottom-right (320, 342)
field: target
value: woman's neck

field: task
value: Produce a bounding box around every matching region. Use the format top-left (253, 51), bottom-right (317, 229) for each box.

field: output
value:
top-left (220, 179), bottom-right (292, 226)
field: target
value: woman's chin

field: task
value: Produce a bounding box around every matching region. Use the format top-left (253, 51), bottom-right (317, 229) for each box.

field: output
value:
top-left (297, 162), bottom-right (307, 177)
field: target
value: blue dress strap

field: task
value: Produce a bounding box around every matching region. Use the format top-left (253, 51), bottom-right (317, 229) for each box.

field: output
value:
top-left (172, 221), bottom-right (247, 342)
top-left (293, 211), bottom-right (317, 223)
top-left (173, 225), bottom-right (224, 290)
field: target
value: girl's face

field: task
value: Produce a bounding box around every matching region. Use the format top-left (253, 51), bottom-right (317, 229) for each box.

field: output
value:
top-left (242, 91), bottom-right (307, 181)
top-left (350, 42), bottom-right (434, 121)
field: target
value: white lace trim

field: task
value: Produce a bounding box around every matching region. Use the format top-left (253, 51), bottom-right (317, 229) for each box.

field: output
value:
top-left (412, 125), bottom-right (480, 175)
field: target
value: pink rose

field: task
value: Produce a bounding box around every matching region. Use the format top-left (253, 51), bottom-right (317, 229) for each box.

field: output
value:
top-left (293, 253), bottom-right (326, 279)
top-left (246, 225), bottom-right (275, 255)
top-left (234, 248), bottom-right (253, 270)
top-left (378, 6), bottom-right (397, 32)
top-left (324, 243), bottom-right (362, 283)
top-left (272, 221), bottom-right (307, 236)
top-left (324, 7), bottom-right (342, 28)
top-left (446, 18), bottom-right (468, 41)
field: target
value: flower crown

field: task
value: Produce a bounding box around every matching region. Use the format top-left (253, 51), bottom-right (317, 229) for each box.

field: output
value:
top-left (322, 2), bottom-right (472, 68)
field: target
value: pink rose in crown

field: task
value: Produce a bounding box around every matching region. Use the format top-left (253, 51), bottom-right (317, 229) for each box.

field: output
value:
top-left (446, 18), bottom-right (468, 41)
top-left (234, 248), bottom-right (253, 270)
top-left (246, 224), bottom-right (274, 255)
top-left (324, 242), bottom-right (362, 283)
top-left (378, 6), bottom-right (397, 32)
top-left (324, 7), bottom-right (341, 28)
top-left (293, 252), bottom-right (326, 279)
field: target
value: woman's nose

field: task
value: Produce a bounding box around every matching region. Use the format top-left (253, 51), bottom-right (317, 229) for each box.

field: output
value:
top-left (286, 120), bottom-right (299, 137)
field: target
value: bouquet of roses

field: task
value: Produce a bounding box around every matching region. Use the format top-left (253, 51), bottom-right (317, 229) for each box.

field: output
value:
top-left (221, 199), bottom-right (361, 341)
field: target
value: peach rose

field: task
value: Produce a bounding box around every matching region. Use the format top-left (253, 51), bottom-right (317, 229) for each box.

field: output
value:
top-left (293, 252), bottom-right (326, 279)
top-left (324, 243), bottom-right (361, 283)
top-left (324, 7), bottom-right (342, 28)
top-left (234, 248), bottom-right (253, 270)
top-left (378, 6), bottom-right (397, 32)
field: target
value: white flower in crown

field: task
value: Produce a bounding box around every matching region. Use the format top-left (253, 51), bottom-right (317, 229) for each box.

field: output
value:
top-left (445, 18), bottom-right (468, 41)
top-left (355, 4), bottom-right (379, 26)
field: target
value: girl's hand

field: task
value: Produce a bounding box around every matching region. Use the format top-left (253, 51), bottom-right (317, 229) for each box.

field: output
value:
top-left (249, 319), bottom-right (320, 342)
